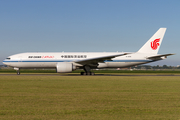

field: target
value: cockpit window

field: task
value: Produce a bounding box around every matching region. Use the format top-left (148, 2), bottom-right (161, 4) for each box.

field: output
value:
top-left (6, 58), bottom-right (11, 60)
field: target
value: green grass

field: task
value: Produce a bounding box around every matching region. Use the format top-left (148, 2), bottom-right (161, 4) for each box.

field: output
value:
top-left (0, 75), bottom-right (180, 120)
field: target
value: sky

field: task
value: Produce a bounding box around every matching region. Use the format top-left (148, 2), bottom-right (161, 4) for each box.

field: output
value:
top-left (0, 0), bottom-right (180, 66)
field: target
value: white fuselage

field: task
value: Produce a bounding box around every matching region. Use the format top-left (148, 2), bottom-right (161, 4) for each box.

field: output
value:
top-left (3, 52), bottom-right (156, 69)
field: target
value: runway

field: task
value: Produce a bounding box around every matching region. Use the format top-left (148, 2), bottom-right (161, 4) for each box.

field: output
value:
top-left (0, 73), bottom-right (180, 76)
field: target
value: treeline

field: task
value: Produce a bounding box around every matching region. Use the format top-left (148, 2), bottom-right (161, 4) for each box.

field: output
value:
top-left (131, 65), bottom-right (180, 70)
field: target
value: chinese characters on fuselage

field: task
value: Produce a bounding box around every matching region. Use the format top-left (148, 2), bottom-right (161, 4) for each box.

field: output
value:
top-left (61, 55), bottom-right (87, 58)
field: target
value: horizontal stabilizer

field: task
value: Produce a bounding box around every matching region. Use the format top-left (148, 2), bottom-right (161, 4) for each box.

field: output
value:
top-left (147, 53), bottom-right (175, 59)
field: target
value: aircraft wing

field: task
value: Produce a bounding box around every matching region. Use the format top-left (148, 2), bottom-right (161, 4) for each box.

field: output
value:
top-left (147, 53), bottom-right (175, 60)
top-left (75, 53), bottom-right (129, 66)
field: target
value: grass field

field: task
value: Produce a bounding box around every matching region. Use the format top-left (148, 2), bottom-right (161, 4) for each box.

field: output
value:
top-left (0, 75), bottom-right (180, 120)
top-left (1, 69), bottom-right (180, 74)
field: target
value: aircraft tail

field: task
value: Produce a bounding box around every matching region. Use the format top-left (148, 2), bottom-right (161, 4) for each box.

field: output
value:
top-left (137, 28), bottom-right (167, 54)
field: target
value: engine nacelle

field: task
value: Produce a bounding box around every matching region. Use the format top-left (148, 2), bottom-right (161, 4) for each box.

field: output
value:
top-left (56, 62), bottom-right (76, 73)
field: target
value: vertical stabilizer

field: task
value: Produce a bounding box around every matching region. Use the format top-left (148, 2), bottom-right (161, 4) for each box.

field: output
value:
top-left (138, 28), bottom-right (166, 54)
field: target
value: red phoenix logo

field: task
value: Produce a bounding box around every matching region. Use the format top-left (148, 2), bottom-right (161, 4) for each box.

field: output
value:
top-left (151, 38), bottom-right (160, 50)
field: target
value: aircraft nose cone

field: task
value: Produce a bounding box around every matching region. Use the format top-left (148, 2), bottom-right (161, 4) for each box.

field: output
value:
top-left (3, 61), bottom-right (6, 65)
top-left (3, 60), bottom-right (9, 65)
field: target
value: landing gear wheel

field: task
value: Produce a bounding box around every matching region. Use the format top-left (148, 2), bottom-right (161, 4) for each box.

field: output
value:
top-left (86, 72), bottom-right (91, 75)
top-left (80, 72), bottom-right (95, 75)
top-left (91, 72), bottom-right (95, 75)
top-left (81, 72), bottom-right (86, 75)
top-left (17, 71), bottom-right (20, 75)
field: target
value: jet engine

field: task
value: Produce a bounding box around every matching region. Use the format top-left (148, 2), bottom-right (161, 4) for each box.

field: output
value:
top-left (56, 62), bottom-right (76, 73)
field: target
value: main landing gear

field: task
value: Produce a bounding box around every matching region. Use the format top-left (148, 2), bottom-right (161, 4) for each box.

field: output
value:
top-left (80, 72), bottom-right (95, 75)
top-left (80, 66), bottom-right (95, 75)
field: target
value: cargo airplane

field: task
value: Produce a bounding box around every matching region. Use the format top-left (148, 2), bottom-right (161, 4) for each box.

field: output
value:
top-left (3, 28), bottom-right (174, 75)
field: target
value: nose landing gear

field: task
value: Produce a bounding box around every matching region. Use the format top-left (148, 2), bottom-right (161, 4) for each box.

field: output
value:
top-left (14, 68), bottom-right (20, 75)
top-left (17, 70), bottom-right (20, 75)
